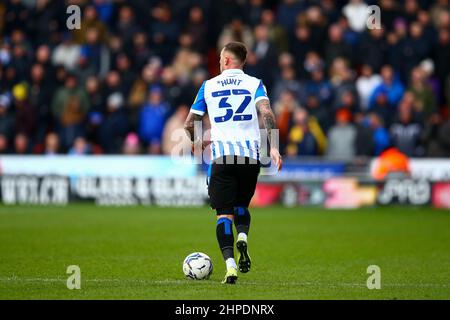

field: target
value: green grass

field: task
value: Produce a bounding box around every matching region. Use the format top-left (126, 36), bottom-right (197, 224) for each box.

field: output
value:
top-left (0, 205), bottom-right (449, 299)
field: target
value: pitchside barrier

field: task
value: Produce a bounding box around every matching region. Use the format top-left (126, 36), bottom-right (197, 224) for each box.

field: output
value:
top-left (0, 156), bottom-right (449, 209)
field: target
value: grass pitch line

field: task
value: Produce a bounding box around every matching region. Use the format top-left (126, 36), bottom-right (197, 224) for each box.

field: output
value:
top-left (1, 277), bottom-right (449, 288)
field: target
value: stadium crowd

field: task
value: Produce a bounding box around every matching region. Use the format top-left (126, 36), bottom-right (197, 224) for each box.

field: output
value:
top-left (0, 0), bottom-right (449, 159)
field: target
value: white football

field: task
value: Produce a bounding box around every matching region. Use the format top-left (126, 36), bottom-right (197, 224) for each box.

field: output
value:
top-left (182, 252), bottom-right (213, 280)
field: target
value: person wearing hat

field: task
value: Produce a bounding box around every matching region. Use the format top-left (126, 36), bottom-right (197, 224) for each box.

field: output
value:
top-left (13, 83), bottom-right (37, 140)
top-left (326, 108), bottom-right (356, 160)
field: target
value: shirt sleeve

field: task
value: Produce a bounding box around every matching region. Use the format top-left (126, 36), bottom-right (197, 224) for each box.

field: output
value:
top-left (254, 80), bottom-right (269, 104)
top-left (190, 81), bottom-right (207, 116)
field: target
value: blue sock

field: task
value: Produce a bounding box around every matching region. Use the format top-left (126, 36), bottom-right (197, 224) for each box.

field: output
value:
top-left (216, 217), bottom-right (234, 261)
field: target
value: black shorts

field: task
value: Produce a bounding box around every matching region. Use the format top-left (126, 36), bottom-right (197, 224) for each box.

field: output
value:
top-left (208, 156), bottom-right (260, 210)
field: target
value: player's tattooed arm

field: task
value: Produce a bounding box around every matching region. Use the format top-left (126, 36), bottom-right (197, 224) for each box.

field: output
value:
top-left (256, 98), bottom-right (283, 171)
top-left (256, 98), bottom-right (277, 143)
top-left (184, 112), bottom-right (203, 142)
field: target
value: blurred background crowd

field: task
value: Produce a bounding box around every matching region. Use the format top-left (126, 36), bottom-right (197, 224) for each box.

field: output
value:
top-left (0, 0), bottom-right (449, 159)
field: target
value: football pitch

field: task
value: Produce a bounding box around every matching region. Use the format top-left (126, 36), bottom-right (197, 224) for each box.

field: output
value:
top-left (0, 205), bottom-right (449, 300)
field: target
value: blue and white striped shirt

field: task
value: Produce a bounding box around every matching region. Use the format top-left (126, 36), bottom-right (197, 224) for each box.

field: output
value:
top-left (190, 69), bottom-right (268, 162)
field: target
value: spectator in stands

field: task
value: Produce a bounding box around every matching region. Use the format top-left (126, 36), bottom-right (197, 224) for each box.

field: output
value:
top-left (52, 73), bottom-right (89, 124)
top-left (417, 10), bottom-right (436, 47)
top-left (273, 89), bottom-right (301, 152)
top-left (10, 37), bottom-right (30, 82)
top-left (305, 94), bottom-right (332, 133)
top-left (324, 24), bottom-right (353, 68)
top-left (369, 65), bottom-right (405, 110)
top-left (301, 51), bottom-right (324, 81)
top-left (160, 66), bottom-right (183, 109)
top-left (408, 66), bottom-right (437, 117)
top-left (368, 112), bottom-right (391, 155)
top-left (13, 83), bottom-right (36, 141)
top-left (52, 33), bottom-right (81, 72)
top-left (128, 62), bottom-right (161, 112)
top-left (286, 108), bottom-right (327, 157)
top-left (304, 67), bottom-right (333, 107)
top-left (358, 27), bottom-right (388, 73)
top-left (14, 132), bottom-right (29, 154)
top-left (93, 0), bottom-right (113, 24)
top-left (29, 63), bottom-right (53, 143)
top-left (337, 15), bottom-right (360, 48)
top-left (131, 31), bottom-right (153, 72)
top-left (78, 27), bottom-right (110, 81)
top-left (420, 60), bottom-right (441, 108)
top-left (329, 58), bottom-right (359, 111)
top-left (99, 92), bottom-right (129, 154)
top-left (138, 85), bottom-right (170, 154)
top-left (52, 74), bottom-right (90, 151)
top-left (218, 18), bottom-right (254, 53)
top-left (390, 100), bottom-right (424, 156)
top-left (276, 0), bottom-right (306, 36)
top-left (401, 90), bottom-right (422, 114)
top-left (421, 113), bottom-right (448, 157)
top-left (123, 132), bottom-right (141, 155)
top-left (150, 3), bottom-right (180, 64)
top-left (171, 49), bottom-right (201, 85)
top-left (354, 113), bottom-right (375, 156)
top-left (0, 0), bottom-right (449, 159)
top-left (271, 66), bottom-right (305, 104)
top-left (402, 22), bottom-right (432, 78)
top-left (370, 88), bottom-right (394, 128)
top-left (437, 118), bottom-right (450, 157)
top-left (321, 0), bottom-right (340, 25)
top-left (326, 108), bottom-right (356, 160)
top-left (291, 25), bottom-right (314, 73)
top-left (356, 64), bottom-right (382, 112)
top-left (380, 0), bottom-right (401, 30)
top-left (58, 95), bottom-right (87, 152)
top-left (0, 93), bottom-right (14, 150)
top-left (387, 18), bottom-right (408, 80)
top-left (115, 6), bottom-right (140, 50)
top-left (162, 104), bottom-right (192, 156)
top-left (69, 136), bottom-right (91, 155)
top-left (335, 90), bottom-right (359, 115)
top-left (185, 6), bottom-right (208, 54)
top-left (300, 6), bottom-right (328, 55)
top-left (430, 0), bottom-right (450, 29)
top-left (182, 69), bottom-right (208, 111)
top-left (0, 134), bottom-right (8, 154)
top-left (249, 24), bottom-right (277, 91)
top-left (85, 111), bottom-right (102, 149)
top-left (85, 76), bottom-right (103, 114)
top-left (35, 44), bottom-right (56, 83)
top-left (260, 9), bottom-right (289, 53)
top-left (342, 0), bottom-right (369, 33)
top-left (102, 70), bottom-right (126, 102)
top-left (44, 132), bottom-right (59, 155)
top-left (446, 74), bottom-right (450, 110)
top-left (404, 0), bottom-right (420, 24)
top-left (244, 0), bottom-right (264, 28)
top-left (73, 5), bottom-right (109, 45)
top-left (115, 53), bottom-right (136, 97)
